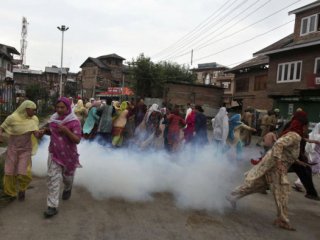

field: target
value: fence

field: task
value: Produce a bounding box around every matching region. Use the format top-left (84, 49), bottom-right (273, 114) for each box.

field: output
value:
top-left (0, 80), bottom-right (15, 123)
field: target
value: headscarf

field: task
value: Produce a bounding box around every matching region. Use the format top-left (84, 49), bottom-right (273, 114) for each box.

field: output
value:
top-left (112, 101), bottom-right (128, 121)
top-left (212, 107), bottom-right (229, 141)
top-left (74, 99), bottom-right (85, 113)
top-left (228, 114), bottom-right (242, 141)
top-left (85, 102), bottom-right (92, 109)
top-left (306, 123), bottom-right (320, 154)
top-left (146, 103), bottom-right (160, 121)
top-left (281, 110), bottom-right (308, 137)
top-left (120, 101), bottom-right (128, 112)
top-left (1, 100), bottom-right (39, 135)
top-left (113, 101), bottom-right (120, 110)
top-left (49, 97), bottom-right (79, 124)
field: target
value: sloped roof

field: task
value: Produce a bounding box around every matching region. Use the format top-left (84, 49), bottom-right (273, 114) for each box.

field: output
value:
top-left (253, 34), bottom-right (294, 56)
top-left (79, 57), bottom-right (110, 69)
top-left (0, 44), bottom-right (20, 61)
top-left (98, 53), bottom-right (125, 60)
top-left (289, 1), bottom-right (320, 15)
top-left (254, 32), bottom-right (320, 56)
top-left (225, 55), bottom-right (269, 73)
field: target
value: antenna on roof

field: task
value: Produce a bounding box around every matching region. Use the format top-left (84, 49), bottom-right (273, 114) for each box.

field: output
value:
top-left (20, 17), bottom-right (28, 68)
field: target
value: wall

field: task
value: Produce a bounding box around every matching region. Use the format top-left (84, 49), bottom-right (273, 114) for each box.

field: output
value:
top-left (164, 82), bottom-right (223, 117)
top-left (268, 45), bottom-right (320, 95)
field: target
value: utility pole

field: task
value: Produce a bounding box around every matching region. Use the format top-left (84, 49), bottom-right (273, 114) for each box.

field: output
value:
top-left (57, 25), bottom-right (69, 97)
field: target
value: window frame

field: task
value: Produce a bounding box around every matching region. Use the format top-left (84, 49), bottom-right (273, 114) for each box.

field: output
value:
top-left (300, 14), bottom-right (318, 36)
top-left (277, 61), bottom-right (302, 83)
top-left (314, 57), bottom-right (320, 75)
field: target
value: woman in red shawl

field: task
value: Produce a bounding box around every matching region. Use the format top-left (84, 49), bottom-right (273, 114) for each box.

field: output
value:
top-left (42, 97), bottom-right (82, 218)
top-left (167, 107), bottom-right (186, 152)
top-left (227, 111), bottom-right (309, 231)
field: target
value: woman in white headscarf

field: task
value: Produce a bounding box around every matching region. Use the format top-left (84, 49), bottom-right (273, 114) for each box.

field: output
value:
top-left (140, 103), bottom-right (162, 149)
top-left (212, 107), bottom-right (229, 147)
top-left (306, 123), bottom-right (320, 174)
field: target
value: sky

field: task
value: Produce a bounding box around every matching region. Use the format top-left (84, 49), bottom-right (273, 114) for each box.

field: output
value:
top-left (0, 0), bottom-right (316, 73)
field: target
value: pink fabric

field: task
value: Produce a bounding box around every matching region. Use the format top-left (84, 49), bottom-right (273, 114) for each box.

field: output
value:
top-left (5, 133), bottom-right (32, 175)
top-left (48, 97), bottom-right (82, 176)
top-left (49, 119), bottom-right (81, 176)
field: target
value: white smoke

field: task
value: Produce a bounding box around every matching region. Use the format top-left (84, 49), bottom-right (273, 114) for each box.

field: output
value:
top-left (32, 136), bottom-right (260, 212)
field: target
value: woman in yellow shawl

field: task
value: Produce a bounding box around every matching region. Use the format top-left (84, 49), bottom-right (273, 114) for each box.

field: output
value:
top-left (0, 100), bottom-right (41, 201)
top-left (74, 99), bottom-right (87, 126)
top-left (112, 101), bottom-right (128, 147)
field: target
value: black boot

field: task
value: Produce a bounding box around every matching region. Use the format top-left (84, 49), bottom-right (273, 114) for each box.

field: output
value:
top-left (62, 189), bottom-right (72, 200)
top-left (44, 207), bottom-right (58, 218)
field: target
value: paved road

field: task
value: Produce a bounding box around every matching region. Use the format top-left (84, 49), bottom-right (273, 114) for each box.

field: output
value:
top-left (1, 136), bottom-right (320, 239)
top-left (1, 166), bottom-right (320, 239)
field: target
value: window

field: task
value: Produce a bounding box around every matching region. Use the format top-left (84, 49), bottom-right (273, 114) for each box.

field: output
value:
top-left (277, 61), bottom-right (302, 83)
top-left (235, 78), bottom-right (249, 92)
top-left (315, 57), bottom-right (320, 75)
top-left (254, 74), bottom-right (267, 91)
top-left (222, 80), bottom-right (231, 90)
top-left (300, 14), bottom-right (319, 36)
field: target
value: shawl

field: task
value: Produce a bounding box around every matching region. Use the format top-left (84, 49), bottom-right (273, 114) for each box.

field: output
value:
top-left (281, 111), bottom-right (308, 137)
top-left (48, 97), bottom-right (81, 175)
top-left (228, 114), bottom-right (242, 141)
top-left (306, 122), bottom-right (320, 154)
top-left (1, 100), bottom-right (39, 135)
top-left (146, 104), bottom-right (160, 122)
top-left (212, 107), bottom-right (229, 142)
top-left (74, 99), bottom-right (86, 114)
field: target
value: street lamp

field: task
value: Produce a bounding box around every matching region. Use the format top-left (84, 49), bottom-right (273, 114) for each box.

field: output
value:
top-left (57, 25), bottom-right (69, 97)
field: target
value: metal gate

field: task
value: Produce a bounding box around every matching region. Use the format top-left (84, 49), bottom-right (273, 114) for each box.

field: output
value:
top-left (0, 80), bottom-right (16, 123)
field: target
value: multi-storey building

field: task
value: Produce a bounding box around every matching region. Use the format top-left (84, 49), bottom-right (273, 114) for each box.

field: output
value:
top-left (254, 0), bottom-right (320, 122)
top-left (80, 53), bottom-right (128, 98)
top-left (226, 55), bottom-right (273, 112)
top-left (191, 62), bottom-right (235, 107)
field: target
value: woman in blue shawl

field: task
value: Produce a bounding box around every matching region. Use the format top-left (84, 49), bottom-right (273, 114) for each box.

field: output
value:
top-left (226, 114), bottom-right (256, 160)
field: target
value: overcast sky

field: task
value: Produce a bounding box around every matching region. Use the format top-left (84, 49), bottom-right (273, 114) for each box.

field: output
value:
top-left (0, 0), bottom-right (315, 72)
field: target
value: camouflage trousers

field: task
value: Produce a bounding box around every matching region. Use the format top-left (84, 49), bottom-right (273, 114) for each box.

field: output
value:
top-left (232, 171), bottom-right (290, 223)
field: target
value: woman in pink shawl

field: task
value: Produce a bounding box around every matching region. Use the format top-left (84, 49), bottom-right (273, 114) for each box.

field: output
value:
top-left (42, 97), bottom-right (82, 218)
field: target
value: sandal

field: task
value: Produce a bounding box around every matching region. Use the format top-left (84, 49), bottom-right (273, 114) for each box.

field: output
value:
top-left (273, 219), bottom-right (296, 231)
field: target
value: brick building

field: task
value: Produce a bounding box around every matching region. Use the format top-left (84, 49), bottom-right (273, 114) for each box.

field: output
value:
top-left (254, 0), bottom-right (320, 122)
top-left (80, 53), bottom-right (128, 98)
top-left (225, 55), bottom-right (273, 113)
top-left (164, 81), bottom-right (224, 117)
top-left (191, 62), bottom-right (235, 107)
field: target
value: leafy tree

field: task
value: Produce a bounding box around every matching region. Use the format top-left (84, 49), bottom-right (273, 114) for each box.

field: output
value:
top-left (128, 54), bottom-right (196, 98)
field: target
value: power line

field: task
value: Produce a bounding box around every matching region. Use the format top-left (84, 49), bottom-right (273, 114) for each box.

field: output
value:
top-left (152, 0), bottom-right (235, 58)
top-left (163, 0), bottom-right (268, 61)
top-left (167, 0), bottom-right (300, 61)
top-left (194, 19), bottom-right (294, 62)
top-left (160, 0), bottom-right (249, 60)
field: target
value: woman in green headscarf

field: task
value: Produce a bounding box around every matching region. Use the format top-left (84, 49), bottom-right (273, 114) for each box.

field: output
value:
top-left (112, 101), bottom-right (128, 147)
top-left (0, 100), bottom-right (42, 201)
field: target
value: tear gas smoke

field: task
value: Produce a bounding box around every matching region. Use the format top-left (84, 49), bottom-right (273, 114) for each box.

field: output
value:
top-left (32, 136), bottom-right (260, 212)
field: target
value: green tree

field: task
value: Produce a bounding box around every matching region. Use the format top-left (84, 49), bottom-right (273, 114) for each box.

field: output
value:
top-left (128, 53), bottom-right (196, 98)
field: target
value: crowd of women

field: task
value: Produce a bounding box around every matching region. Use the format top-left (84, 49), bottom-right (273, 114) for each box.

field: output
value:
top-left (0, 97), bottom-right (319, 231)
